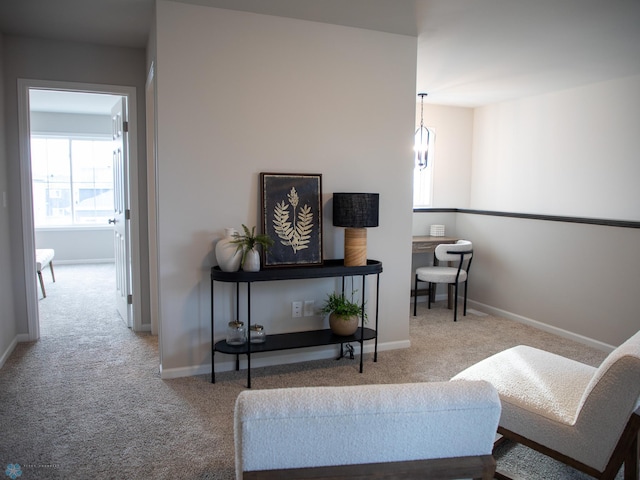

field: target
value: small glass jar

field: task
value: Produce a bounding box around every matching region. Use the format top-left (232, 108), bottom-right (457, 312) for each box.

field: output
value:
top-left (249, 324), bottom-right (266, 344)
top-left (226, 321), bottom-right (246, 345)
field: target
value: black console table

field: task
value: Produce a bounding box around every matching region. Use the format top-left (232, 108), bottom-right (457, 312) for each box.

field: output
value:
top-left (210, 259), bottom-right (382, 387)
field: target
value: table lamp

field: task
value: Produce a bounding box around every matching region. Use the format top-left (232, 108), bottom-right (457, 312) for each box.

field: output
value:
top-left (333, 193), bottom-right (379, 266)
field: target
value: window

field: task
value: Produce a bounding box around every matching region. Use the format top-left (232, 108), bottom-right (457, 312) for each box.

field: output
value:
top-left (413, 127), bottom-right (435, 208)
top-left (31, 136), bottom-right (114, 227)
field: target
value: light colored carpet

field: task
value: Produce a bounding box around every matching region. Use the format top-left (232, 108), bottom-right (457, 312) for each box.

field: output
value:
top-left (0, 263), bottom-right (618, 479)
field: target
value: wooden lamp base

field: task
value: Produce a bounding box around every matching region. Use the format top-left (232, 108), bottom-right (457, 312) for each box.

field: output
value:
top-left (344, 228), bottom-right (367, 266)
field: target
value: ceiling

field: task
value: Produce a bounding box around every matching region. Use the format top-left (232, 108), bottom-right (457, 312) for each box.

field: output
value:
top-left (29, 90), bottom-right (123, 115)
top-left (416, 0), bottom-right (640, 106)
top-left (2, 0), bottom-right (639, 108)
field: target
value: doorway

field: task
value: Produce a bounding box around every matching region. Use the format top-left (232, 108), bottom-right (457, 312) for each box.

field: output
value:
top-left (17, 79), bottom-right (142, 339)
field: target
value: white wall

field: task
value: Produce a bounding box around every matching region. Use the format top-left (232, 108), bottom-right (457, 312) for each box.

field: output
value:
top-left (423, 104), bottom-right (473, 209)
top-left (155, 1), bottom-right (417, 376)
top-left (35, 229), bottom-right (113, 263)
top-left (0, 34), bottom-right (19, 367)
top-left (458, 213), bottom-right (639, 347)
top-left (30, 112), bottom-right (111, 136)
top-left (471, 75), bottom-right (640, 221)
top-left (460, 75), bottom-right (640, 346)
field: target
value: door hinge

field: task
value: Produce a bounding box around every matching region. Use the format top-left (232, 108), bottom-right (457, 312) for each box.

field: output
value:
top-left (125, 209), bottom-right (131, 220)
top-left (127, 294), bottom-right (133, 305)
top-left (123, 121), bottom-right (129, 133)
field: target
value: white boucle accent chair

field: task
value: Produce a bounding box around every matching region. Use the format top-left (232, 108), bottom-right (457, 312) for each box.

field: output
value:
top-left (234, 380), bottom-right (501, 480)
top-left (452, 330), bottom-right (640, 480)
top-left (413, 240), bottom-right (473, 321)
top-left (36, 248), bottom-right (56, 298)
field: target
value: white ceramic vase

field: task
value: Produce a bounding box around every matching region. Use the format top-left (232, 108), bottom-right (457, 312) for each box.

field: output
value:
top-left (243, 247), bottom-right (261, 272)
top-left (215, 228), bottom-right (242, 272)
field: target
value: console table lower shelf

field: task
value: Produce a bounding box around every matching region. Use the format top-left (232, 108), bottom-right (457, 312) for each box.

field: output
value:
top-left (213, 327), bottom-right (377, 388)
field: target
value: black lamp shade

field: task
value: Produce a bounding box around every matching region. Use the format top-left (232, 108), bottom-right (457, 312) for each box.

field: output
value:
top-left (333, 193), bottom-right (379, 228)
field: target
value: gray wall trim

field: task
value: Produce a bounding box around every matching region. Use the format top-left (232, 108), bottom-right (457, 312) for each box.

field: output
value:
top-left (413, 208), bottom-right (640, 229)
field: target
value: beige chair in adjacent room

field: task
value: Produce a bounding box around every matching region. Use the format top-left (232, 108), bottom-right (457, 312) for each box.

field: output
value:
top-left (413, 239), bottom-right (473, 321)
top-left (36, 248), bottom-right (56, 298)
top-left (452, 330), bottom-right (640, 480)
top-left (234, 380), bottom-right (501, 480)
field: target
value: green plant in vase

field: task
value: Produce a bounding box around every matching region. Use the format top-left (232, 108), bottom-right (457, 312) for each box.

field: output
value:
top-left (320, 291), bottom-right (366, 336)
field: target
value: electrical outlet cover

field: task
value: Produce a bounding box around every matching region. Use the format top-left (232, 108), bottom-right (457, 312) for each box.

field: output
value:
top-left (292, 301), bottom-right (302, 318)
top-left (303, 300), bottom-right (314, 316)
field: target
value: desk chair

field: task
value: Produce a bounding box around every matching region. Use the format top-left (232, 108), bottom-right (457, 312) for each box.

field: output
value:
top-left (413, 240), bottom-right (473, 321)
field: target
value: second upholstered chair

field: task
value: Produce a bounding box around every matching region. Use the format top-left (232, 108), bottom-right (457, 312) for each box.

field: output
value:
top-left (413, 240), bottom-right (473, 321)
top-left (452, 330), bottom-right (640, 479)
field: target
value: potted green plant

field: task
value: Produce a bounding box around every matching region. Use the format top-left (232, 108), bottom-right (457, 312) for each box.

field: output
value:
top-left (231, 224), bottom-right (274, 272)
top-left (320, 291), bottom-right (366, 336)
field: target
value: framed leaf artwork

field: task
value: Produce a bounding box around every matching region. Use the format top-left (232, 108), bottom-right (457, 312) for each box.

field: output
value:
top-left (260, 173), bottom-right (323, 267)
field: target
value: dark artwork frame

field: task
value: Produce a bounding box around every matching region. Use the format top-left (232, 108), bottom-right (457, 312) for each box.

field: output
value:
top-left (260, 173), bottom-right (323, 268)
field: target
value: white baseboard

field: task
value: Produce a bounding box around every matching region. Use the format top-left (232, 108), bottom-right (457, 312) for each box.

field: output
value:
top-left (466, 300), bottom-right (615, 353)
top-left (0, 334), bottom-right (30, 369)
top-left (373, 339), bottom-right (411, 352)
top-left (413, 294), bottom-right (614, 353)
top-left (159, 339), bottom-right (411, 380)
top-left (413, 293), bottom-right (449, 304)
top-left (157, 297), bottom-right (619, 380)
top-left (56, 258), bottom-right (115, 265)
top-left (160, 363), bottom-right (209, 379)
top-left (0, 336), bottom-right (18, 369)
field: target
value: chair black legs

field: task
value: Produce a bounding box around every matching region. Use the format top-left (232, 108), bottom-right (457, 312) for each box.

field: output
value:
top-left (413, 276), bottom-right (435, 316)
top-left (463, 280), bottom-right (468, 316)
top-left (414, 277), bottom-right (468, 322)
top-left (413, 274), bottom-right (418, 316)
top-left (453, 280), bottom-right (470, 321)
top-left (453, 282), bottom-right (458, 321)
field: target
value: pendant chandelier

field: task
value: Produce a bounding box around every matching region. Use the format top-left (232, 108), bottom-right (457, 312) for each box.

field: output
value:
top-left (415, 92), bottom-right (430, 170)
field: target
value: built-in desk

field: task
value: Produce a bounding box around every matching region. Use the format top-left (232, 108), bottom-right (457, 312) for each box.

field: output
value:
top-left (412, 236), bottom-right (458, 309)
top-left (412, 236), bottom-right (458, 254)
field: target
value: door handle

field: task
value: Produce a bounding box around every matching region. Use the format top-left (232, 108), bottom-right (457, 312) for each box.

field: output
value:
top-left (108, 218), bottom-right (116, 225)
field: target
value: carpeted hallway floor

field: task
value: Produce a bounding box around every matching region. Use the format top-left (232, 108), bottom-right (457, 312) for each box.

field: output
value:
top-left (0, 263), bottom-right (619, 479)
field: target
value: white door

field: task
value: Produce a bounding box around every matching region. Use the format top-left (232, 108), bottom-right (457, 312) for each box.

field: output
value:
top-left (111, 98), bottom-right (132, 327)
